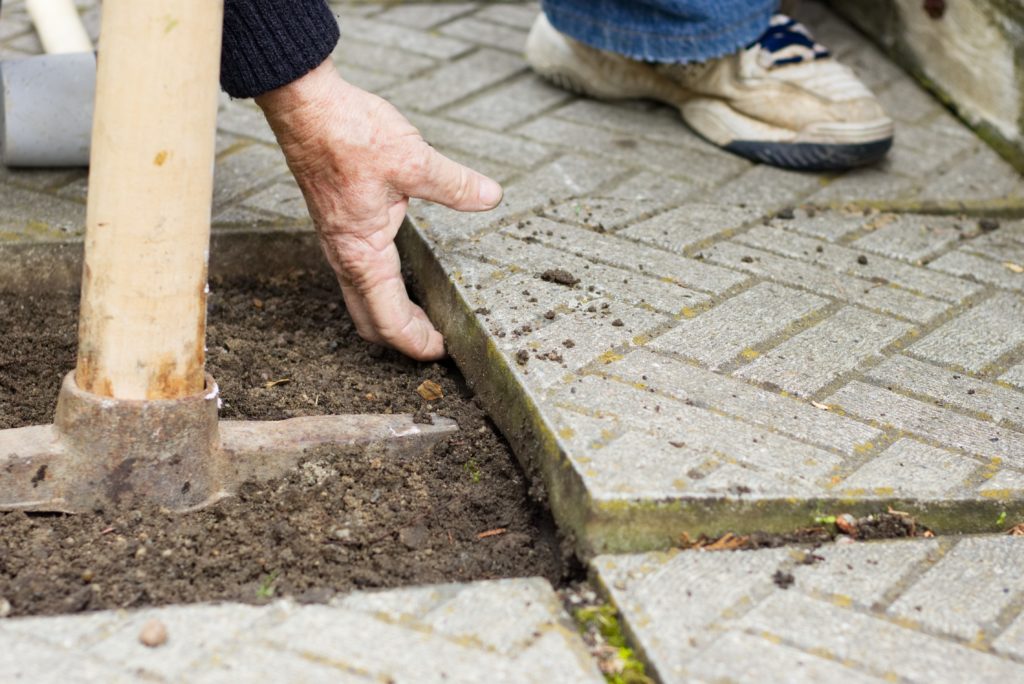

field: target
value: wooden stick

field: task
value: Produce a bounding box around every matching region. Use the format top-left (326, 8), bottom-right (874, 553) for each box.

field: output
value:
top-left (76, 0), bottom-right (223, 400)
top-left (25, 0), bottom-right (93, 54)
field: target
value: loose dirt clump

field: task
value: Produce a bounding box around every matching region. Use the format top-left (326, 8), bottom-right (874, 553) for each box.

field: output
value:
top-left (0, 269), bottom-right (570, 617)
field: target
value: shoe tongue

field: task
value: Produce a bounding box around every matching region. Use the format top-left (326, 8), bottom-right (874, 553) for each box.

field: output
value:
top-left (750, 14), bottom-right (831, 70)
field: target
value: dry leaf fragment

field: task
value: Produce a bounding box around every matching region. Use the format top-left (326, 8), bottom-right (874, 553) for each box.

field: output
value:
top-left (1008, 523), bottom-right (1024, 536)
top-left (416, 379), bottom-right (444, 401)
top-left (810, 401), bottom-right (831, 411)
top-left (1003, 262), bottom-right (1024, 274)
top-left (477, 528), bottom-right (507, 539)
top-left (264, 378), bottom-right (291, 389)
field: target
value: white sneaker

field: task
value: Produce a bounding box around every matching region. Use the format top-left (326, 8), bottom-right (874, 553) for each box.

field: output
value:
top-left (525, 13), bottom-right (893, 171)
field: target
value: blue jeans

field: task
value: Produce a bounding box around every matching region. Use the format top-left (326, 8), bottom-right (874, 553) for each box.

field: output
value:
top-left (541, 0), bottom-right (778, 63)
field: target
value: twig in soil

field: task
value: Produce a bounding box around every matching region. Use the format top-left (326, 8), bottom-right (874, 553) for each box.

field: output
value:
top-left (477, 528), bottom-right (507, 539)
top-left (263, 378), bottom-right (291, 389)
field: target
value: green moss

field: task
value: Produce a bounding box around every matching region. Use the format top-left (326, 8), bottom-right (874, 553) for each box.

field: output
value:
top-left (574, 604), bottom-right (654, 684)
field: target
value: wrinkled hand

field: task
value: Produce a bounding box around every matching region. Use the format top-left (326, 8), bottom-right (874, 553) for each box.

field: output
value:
top-left (256, 59), bottom-right (502, 360)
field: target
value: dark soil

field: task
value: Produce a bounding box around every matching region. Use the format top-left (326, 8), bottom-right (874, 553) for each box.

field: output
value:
top-left (0, 269), bottom-right (571, 617)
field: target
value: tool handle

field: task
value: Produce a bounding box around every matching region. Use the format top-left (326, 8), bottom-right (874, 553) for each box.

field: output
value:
top-left (25, 0), bottom-right (93, 54)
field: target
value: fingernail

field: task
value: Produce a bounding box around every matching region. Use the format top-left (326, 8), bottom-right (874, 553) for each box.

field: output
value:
top-left (478, 179), bottom-right (503, 207)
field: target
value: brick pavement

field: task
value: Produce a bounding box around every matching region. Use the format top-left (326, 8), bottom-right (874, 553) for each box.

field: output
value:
top-left (592, 536), bottom-right (1024, 684)
top-left (3, 1), bottom-right (1024, 681)
top-left (0, 578), bottom-right (602, 683)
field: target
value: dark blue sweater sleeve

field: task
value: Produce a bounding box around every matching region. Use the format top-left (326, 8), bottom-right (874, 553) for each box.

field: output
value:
top-left (220, 0), bottom-right (340, 98)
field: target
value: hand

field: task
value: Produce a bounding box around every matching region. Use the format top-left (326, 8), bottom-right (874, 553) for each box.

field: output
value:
top-left (256, 59), bottom-right (503, 360)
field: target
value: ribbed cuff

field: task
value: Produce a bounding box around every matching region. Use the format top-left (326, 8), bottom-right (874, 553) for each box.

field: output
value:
top-left (221, 0), bottom-right (340, 99)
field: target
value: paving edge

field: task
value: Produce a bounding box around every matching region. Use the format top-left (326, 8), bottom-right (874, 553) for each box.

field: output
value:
top-left (397, 217), bottom-right (1024, 558)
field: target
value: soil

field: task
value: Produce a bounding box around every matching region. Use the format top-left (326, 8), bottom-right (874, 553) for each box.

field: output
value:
top-left (0, 269), bottom-right (572, 618)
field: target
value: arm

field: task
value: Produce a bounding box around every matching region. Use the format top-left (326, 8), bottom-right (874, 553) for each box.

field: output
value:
top-left (221, 1), bottom-right (503, 360)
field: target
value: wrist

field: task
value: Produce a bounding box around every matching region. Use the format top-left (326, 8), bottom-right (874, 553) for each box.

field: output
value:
top-left (255, 58), bottom-right (348, 144)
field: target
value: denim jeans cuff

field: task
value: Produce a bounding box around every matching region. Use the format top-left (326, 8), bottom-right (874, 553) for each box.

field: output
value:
top-left (541, 1), bottom-right (776, 64)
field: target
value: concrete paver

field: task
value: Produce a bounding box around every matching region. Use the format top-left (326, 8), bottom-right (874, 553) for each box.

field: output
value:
top-left (0, 578), bottom-right (602, 683)
top-left (593, 537), bottom-right (1024, 684)
top-left (4, 2), bottom-right (1024, 682)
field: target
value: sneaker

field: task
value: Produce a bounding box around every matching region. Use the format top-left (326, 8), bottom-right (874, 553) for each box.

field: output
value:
top-left (525, 13), bottom-right (893, 171)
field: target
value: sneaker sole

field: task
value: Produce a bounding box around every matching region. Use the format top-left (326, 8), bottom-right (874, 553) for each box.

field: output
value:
top-left (725, 138), bottom-right (893, 171)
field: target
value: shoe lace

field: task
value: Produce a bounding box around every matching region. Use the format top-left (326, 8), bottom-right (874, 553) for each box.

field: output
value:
top-left (748, 14), bottom-right (831, 70)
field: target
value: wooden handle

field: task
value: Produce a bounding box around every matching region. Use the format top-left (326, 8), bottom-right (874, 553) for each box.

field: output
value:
top-left (25, 0), bottom-right (93, 54)
top-left (76, 0), bottom-right (223, 400)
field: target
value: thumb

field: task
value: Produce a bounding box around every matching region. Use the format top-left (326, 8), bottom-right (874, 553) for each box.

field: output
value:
top-left (401, 145), bottom-right (503, 212)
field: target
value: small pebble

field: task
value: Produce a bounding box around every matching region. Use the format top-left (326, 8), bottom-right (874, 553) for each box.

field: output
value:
top-left (0, 598), bottom-right (11, 618)
top-left (139, 619), bottom-right (168, 648)
top-left (857, 255), bottom-right (869, 265)
top-left (611, 319), bottom-right (624, 327)
top-left (979, 218), bottom-right (1000, 232)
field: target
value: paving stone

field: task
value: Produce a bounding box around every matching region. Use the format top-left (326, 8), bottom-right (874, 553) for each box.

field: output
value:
top-left (0, 631), bottom-right (131, 684)
top-left (960, 220), bottom-right (1024, 264)
top-left (827, 381), bottom-right (1024, 468)
top-left (517, 115), bottom-right (749, 187)
top-left (212, 143), bottom-right (288, 210)
top-left (409, 111), bottom-right (549, 169)
top-left (333, 36), bottom-right (437, 77)
top-left (0, 579), bottom-right (601, 684)
top-left (241, 181), bottom-right (309, 221)
top-left (789, 537), bottom-right (941, 607)
top-left (838, 438), bottom-right (981, 498)
top-left (473, 3), bottom-right (539, 30)
top-left (736, 306), bottom-right (912, 397)
top-left (882, 118), bottom-right (979, 179)
top-left (616, 203), bottom-right (764, 253)
top-left (918, 145), bottom-right (1024, 203)
top-left (738, 224), bottom-right (982, 303)
top-left (464, 230), bottom-right (710, 315)
top-left (704, 163), bottom-right (823, 210)
top-left (600, 348), bottom-right (881, 456)
top-left (807, 166), bottom-right (919, 205)
top-left (595, 171), bottom-right (699, 205)
top-left (549, 98), bottom-right (711, 152)
top-left (648, 282), bottom-right (830, 370)
top-left (888, 537), bottom-right (1024, 642)
top-left (217, 96), bottom-right (276, 143)
top-left (682, 630), bottom-right (885, 684)
top-left (553, 376), bottom-right (843, 494)
top-left (593, 539), bottom-right (1024, 684)
top-left (440, 16), bottom-right (528, 53)
top-left (928, 249), bottom-right (1024, 294)
top-left (373, 2), bottom-right (477, 29)
top-left (875, 77), bottom-right (945, 124)
top-left (518, 219), bottom-right (749, 295)
top-left (590, 548), bottom-right (792, 680)
top-left (994, 609), bottom-right (1024, 660)
top-left (385, 48), bottom-right (525, 112)
top-left (867, 354), bottom-right (1024, 428)
top-left (541, 197), bottom-right (669, 233)
top-left (772, 207), bottom-right (868, 242)
top-left (190, 645), bottom-right (374, 684)
top-left (738, 589), bottom-right (1024, 683)
top-left (703, 240), bottom-right (951, 324)
top-left (338, 16), bottom-right (473, 59)
top-left (910, 292), bottom-right (1024, 373)
top-left (977, 468), bottom-right (1024, 496)
top-left (497, 298), bottom-right (668, 391)
top-left (447, 74), bottom-right (573, 131)
top-left (852, 214), bottom-right (965, 264)
top-left (1002, 362), bottom-right (1024, 390)
top-left (0, 185), bottom-right (85, 240)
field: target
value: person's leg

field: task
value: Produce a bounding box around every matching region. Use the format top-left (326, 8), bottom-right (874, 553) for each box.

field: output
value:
top-left (541, 0), bottom-right (776, 65)
top-left (527, 1), bottom-right (893, 172)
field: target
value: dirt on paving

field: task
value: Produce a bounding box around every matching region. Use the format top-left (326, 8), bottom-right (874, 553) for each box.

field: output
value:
top-left (0, 268), bottom-right (572, 618)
